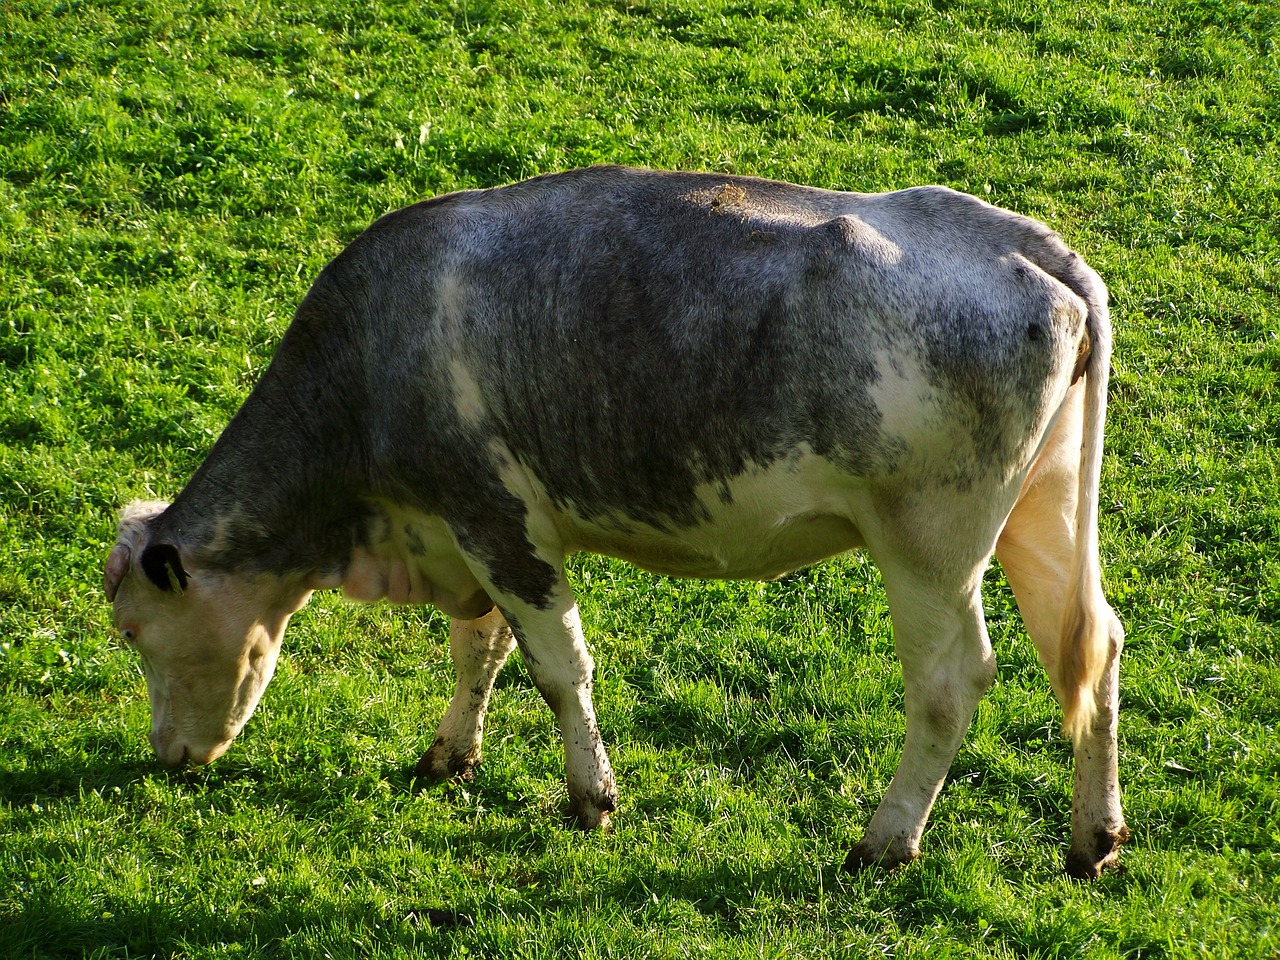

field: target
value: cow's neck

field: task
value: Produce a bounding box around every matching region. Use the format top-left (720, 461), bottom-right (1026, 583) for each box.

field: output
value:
top-left (152, 340), bottom-right (371, 580)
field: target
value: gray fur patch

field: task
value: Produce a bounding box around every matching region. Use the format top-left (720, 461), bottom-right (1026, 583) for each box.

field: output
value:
top-left (144, 167), bottom-right (1096, 611)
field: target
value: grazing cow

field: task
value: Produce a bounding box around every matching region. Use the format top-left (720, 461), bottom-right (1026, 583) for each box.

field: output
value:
top-left (104, 166), bottom-right (1127, 878)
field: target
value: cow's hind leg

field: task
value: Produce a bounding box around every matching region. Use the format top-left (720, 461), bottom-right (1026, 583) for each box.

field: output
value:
top-left (416, 606), bottom-right (516, 781)
top-left (847, 560), bottom-right (996, 870)
top-left (997, 418), bottom-right (1127, 878)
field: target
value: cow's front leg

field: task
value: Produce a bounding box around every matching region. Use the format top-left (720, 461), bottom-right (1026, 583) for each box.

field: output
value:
top-left (416, 606), bottom-right (516, 781)
top-left (506, 596), bottom-right (617, 828)
top-left (847, 568), bottom-right (995, 870)
top-left (452, 529), bottom-right (618, 828)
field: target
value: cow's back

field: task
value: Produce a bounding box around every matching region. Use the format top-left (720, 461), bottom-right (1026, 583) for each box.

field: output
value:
top-left (316, 167), bottom-right (1088, 532)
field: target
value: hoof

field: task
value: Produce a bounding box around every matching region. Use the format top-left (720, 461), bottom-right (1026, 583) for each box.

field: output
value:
top-left (1066, 825), bottom-right (1130, 880)
top-left (567, 789), bottom-right (617, 831)
top-left (842, 839), bottom-right (919, 874)
top-left (414, 740), bottom-right (479, 782)
top-left (571, 807), bottom-right (612, 832)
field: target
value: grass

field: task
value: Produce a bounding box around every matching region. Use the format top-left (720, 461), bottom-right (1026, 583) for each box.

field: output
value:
top-left (2, 0), bottom-right (1278, 956)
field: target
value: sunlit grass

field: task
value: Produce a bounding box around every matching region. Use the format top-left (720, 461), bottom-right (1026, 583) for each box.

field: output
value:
top-left (2, 0), bottom-right (1278, 956)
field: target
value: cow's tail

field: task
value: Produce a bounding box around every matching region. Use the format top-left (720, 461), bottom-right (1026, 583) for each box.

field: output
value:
top-left (1058, 269), bottom-right (1114, 746)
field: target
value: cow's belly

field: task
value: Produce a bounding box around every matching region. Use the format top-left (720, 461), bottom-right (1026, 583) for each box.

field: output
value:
top-left (566, 510), bottom-right (864, 580)
top-left (557, 450), bottom-right (867, 580)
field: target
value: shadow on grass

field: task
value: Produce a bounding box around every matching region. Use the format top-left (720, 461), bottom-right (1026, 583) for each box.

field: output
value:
top-left (1, 885), bottom-right (481, 959)
top-left (3, 858), bottom-right (1131, 960)
top-left (2, 742), bottom-right (1142, 958)
top-left (0, 747), bottom-right (163, 807)
top-left (0, 833), bottom-right (1146, 960)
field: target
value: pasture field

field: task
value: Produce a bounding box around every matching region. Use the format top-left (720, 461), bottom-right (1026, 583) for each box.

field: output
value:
top-left (2, 0), bottom-right (1278, 956)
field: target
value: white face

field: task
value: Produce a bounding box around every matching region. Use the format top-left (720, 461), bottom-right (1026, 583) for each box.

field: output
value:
top-left (106, 514), bottom-right (311, 767)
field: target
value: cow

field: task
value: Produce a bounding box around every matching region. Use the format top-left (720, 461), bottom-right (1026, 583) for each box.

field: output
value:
top-left (104, 165), bottom-right (1127, 878)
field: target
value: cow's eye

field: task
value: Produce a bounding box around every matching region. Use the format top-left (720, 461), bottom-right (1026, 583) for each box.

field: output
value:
top-left (120, 627), bottom-right (138, 644)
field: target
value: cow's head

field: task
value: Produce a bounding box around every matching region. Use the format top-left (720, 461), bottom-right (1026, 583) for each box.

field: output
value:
top-left (104, 501), bottom-right (312, 767)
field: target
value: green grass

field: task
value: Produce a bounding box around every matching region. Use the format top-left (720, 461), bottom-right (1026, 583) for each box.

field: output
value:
top-left (2, 0), bottom-right (1278, 956)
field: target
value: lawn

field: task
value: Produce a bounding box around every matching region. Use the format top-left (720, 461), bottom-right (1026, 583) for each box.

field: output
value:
top-left (2, 0), bottom-right (1278, 956)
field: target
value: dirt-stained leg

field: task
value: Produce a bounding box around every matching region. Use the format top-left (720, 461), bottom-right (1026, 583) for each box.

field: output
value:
top-left (508, 593), bottom-right (617, 828)
top-left (450, 534), bottom-right (618, 828)
top-left (416, 606), bottom-right (516, 780)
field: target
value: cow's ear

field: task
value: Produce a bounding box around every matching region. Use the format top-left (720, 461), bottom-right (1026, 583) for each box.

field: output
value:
top-left (104, 543), bottom-right (131, 601)
top-left (140, 543), bottom-right (190, 594)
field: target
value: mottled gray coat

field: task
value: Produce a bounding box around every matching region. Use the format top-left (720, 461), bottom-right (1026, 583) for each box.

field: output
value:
top-left (106, 166), bottom-right (1127, 878)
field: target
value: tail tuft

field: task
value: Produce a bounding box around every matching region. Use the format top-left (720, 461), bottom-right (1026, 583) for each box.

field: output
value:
top-left (1052, 254), bottom-right (1113, 747)
top-left (1059, 578), bottom-right (1109, 745)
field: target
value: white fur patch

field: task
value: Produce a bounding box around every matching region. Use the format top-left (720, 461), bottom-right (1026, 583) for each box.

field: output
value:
top-left (341, 504), bottom-right (492, 619)
top-left (449, 359), bottom-right (487, 427)
top-left (549, 447), bottom-right (869, 580)
top-left (865, 348), bottom-right (959, 466)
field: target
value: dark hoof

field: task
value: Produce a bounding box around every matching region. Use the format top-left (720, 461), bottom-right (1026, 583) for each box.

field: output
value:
top-left (842, 841), bottom-right (918, 874)
top-left (413, 741), bottom-right (479, 782)
top-left (1065, 825), bottom-right (1130, 880)
top-left (567, 789), bottom-right (617, 831)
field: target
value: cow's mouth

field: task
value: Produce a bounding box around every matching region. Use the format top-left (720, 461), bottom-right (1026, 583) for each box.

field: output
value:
top-left (153, 739), bottom-right (189, 768)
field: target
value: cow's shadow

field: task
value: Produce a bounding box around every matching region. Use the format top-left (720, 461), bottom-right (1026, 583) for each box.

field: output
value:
top-left (5, 725), bottom-right (1119, 958)
top-left (0, 741), bottom-right (165, 807)
top-left (8, 876), bottom-right (486, 954)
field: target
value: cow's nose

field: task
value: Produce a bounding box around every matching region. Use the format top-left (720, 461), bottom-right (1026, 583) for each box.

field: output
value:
top-left (185, 741), bottom-right (231, 766)
top-left (150, 731), bottom-right (188, 768)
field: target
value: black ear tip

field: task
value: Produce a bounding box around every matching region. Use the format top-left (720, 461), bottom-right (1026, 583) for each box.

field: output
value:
top-left (140, 543), bottom-right (190, 593)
